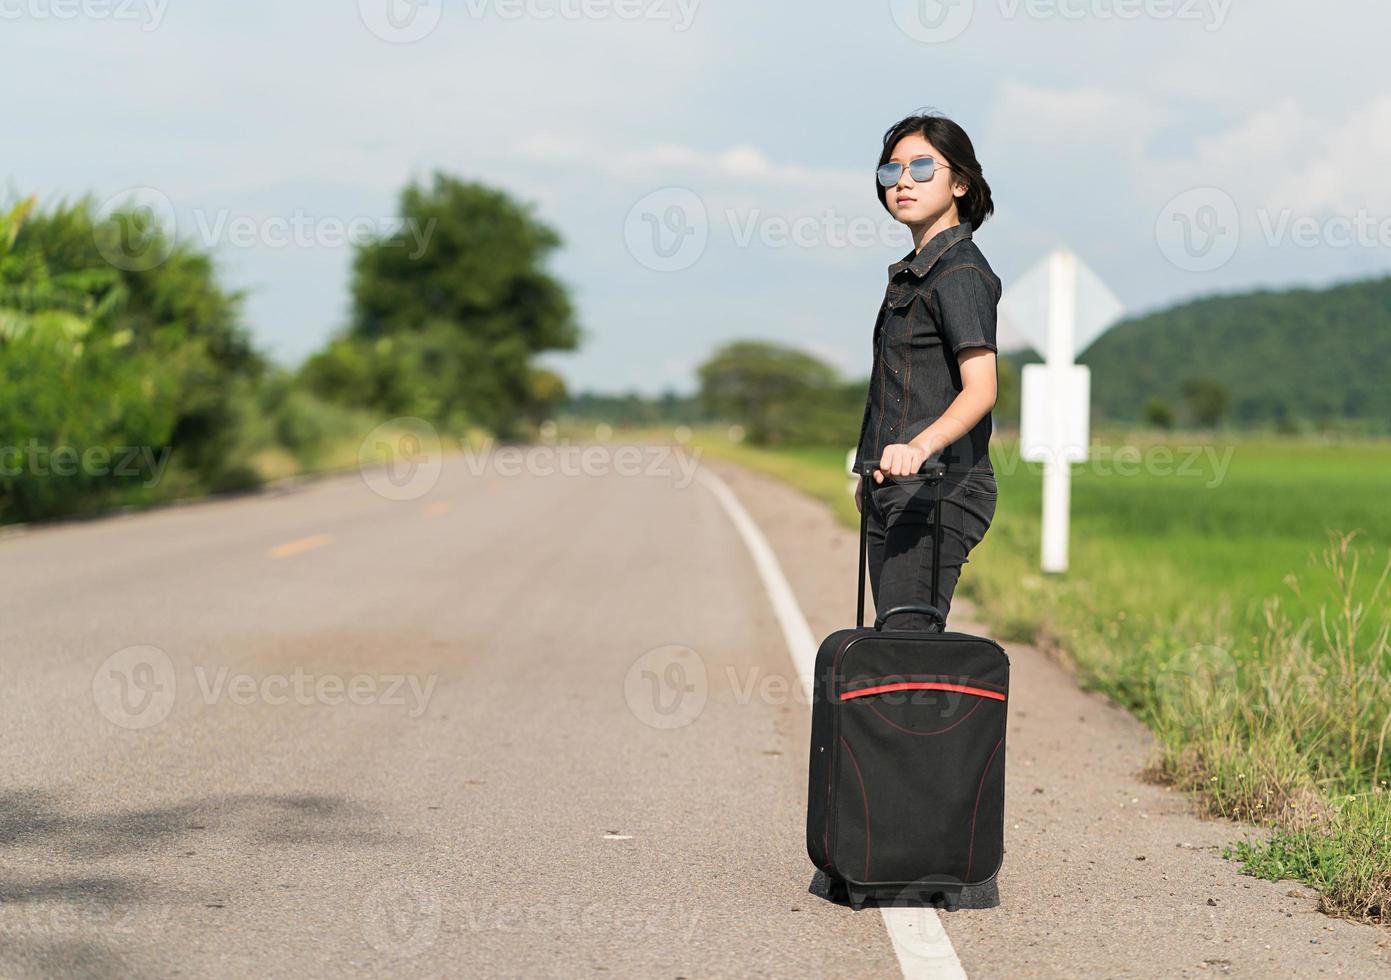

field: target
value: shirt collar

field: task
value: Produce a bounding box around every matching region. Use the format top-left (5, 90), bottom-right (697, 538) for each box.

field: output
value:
top-left (887, 219), bottom-right (974, 282)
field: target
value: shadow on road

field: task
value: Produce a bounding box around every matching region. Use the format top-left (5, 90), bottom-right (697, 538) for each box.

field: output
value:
top-left (0, 788), bottom-right (393, 979)
top-left (0, 788), bottom-right (387, 858)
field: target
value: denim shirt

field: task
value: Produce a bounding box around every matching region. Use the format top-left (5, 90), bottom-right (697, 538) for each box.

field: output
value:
top-left (853, 220), bottom-right (1001, 476)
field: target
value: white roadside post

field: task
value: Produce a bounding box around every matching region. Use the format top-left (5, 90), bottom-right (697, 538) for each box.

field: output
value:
top-left (1004, 249), bottom-right (1122, 574)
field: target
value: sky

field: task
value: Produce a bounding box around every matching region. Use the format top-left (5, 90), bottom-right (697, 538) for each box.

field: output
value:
top-left (4, 0), bottom-right (1390, 394)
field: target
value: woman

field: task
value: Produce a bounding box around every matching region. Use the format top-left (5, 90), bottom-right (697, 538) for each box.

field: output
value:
top-left (852, 112), bottom-right (1000, 631)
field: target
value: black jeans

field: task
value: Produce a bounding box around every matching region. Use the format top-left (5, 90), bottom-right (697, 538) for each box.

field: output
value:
top-left (864, 469), bottom-right (998, 631)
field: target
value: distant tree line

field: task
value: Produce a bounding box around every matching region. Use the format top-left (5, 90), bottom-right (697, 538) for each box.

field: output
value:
top-left (560, 390), bottom-right (714, 428)
top-left (567, 340), bottom-right (1022, 448)
top-left (613, 270), bottom-right (1391, 448)
top-left (573, 276), bottom-right (1391, 445)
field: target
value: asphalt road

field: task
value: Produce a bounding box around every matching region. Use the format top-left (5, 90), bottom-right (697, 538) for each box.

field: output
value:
top-left (0, 445), bottom-right (1387, 978)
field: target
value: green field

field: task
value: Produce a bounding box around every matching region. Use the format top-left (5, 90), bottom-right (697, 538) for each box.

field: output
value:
top-left (685, 428), bottom-right (1391, 924)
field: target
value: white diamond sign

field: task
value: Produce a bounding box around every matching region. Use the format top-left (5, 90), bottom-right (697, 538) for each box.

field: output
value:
top-left (1000, 249), bottom-right (1124, 358)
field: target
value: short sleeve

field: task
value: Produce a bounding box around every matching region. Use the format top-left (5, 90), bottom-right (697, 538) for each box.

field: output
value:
top-left (933, 266), bottom-right (999, 354)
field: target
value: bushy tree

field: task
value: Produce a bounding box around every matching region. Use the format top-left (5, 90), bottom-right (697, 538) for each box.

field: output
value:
top-left (698, 341), bottom-right (859, 446)
top-left (1143, 396), bottom-right (1175, 430)
top-left (303, 173), bottom-right (580, 437)
top-left (0, 198), bottom-right (177, 518)
top-left (0, 194), bottom-right (260, 520)
top-left (1181, 377), bottom-right (1230, 428)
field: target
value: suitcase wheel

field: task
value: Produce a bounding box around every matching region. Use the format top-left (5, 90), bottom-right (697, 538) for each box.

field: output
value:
top-left (956, 877), bottom-right (1000, 909)
top-left (828, 879), bottom-right (990, 912)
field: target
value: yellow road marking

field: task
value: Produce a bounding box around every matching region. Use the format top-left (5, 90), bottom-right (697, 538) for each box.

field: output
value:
top-left (423, 500), bottom-right (450, 518)
top-left (268, 534), bottom-right (334, 559)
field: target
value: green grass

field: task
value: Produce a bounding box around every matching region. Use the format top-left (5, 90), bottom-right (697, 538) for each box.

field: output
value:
top-left (989, 437), bottom-right (1391, 629)
top-left (683, 426), bottom-right (1391, 925)
top-left (1228, 792), bottom-right (1390, 921)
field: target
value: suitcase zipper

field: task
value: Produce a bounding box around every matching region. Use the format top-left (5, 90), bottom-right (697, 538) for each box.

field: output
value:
top-left (839, 681), bottom-right (1006, 702)
top-left (822, 630), bottom-right (869, 876)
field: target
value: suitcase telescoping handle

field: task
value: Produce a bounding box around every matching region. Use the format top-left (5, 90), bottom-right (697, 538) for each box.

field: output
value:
top-left (855, 454), bottom-right (948, 631)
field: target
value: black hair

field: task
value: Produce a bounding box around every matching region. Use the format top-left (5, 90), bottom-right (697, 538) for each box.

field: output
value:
top-left (875, 111), bottom-right (994, 228)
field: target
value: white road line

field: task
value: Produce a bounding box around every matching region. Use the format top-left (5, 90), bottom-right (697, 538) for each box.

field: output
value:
top-left (696, 469), bottom-right (817, 698)
top-left (697, 466), bottom-right (968, 980)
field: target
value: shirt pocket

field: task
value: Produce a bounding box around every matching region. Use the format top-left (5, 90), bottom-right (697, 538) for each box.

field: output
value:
top-left (885, 283), bottom-right (943, 353)
top-left (883, 284), bottom-right (917, 347)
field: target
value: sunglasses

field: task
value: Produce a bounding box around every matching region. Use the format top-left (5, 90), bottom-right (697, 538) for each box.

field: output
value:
top-left (876, 156), bottom-right (948, 187)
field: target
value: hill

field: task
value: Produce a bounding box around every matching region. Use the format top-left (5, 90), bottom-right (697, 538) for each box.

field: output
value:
top-left (1074, 275), bottom-right (1391, 431)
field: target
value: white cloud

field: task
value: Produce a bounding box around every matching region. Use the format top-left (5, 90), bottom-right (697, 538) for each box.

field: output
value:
top-left (1265, 95), bottom-right (1391, 216)
top-left (1137, 95), bottom-right (1391, 218)
top-left (988, 80), bottom-right (1391, 228)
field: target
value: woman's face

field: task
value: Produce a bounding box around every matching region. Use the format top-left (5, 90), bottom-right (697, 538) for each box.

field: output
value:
top-left (883, 133), bottom-right (966, 228)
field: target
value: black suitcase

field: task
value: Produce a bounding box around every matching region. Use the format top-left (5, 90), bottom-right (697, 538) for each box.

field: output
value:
top-left (806, 454), bottom-right (1009, 911)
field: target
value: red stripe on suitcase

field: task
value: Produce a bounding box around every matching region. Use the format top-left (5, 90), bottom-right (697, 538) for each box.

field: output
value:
top-left (839, 681), bottom-right (1006, 702)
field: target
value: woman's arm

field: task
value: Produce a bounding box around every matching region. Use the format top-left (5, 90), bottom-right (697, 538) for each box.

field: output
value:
top-left (873, 348), bottom-right (998, 480)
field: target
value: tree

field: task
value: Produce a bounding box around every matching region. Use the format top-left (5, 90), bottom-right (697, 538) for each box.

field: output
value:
top-left (1142, 397), bottom-right (1175, 430)
top-left (698, 341), bottom-right (850, 446)
top-left (993, 354), bottom-right (1023, 428)
top-left (306, 173), bottom-right (581, 437)
top-left (0, 196), bottom-right (192, 520)
top-left (1181, 377), bottom-right (1230, 428)
top-left (523, 367), bottom-right (568, 426)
